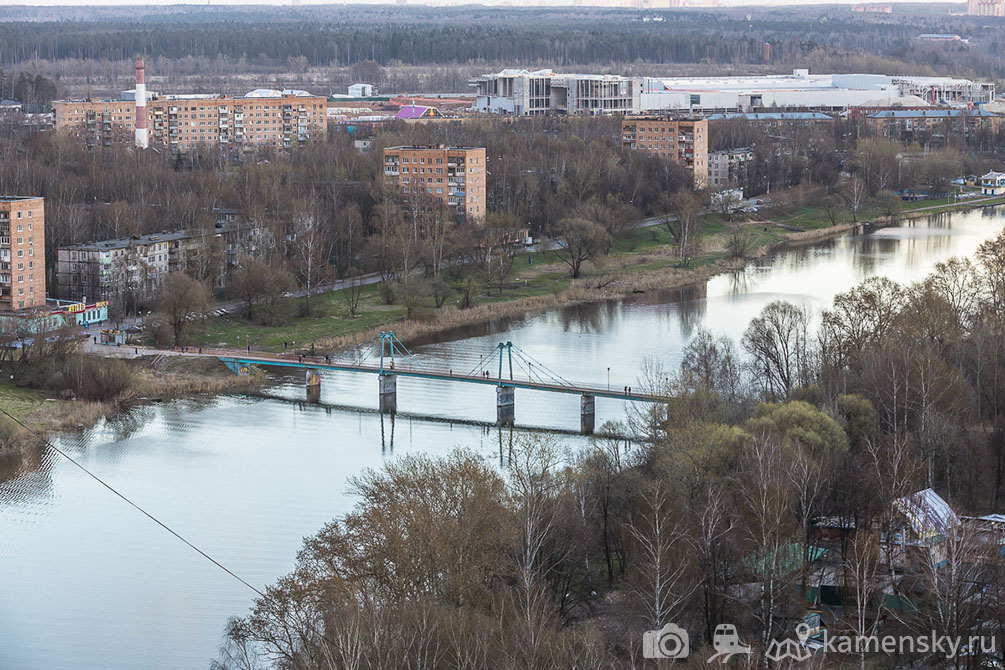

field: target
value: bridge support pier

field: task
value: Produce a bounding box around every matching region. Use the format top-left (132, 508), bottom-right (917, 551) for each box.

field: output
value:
top-left (580, 394), bottom-right (596, 435)
top-left (379, 374), bottom-right (397, 414)
top-left (496, 386), bottom-right (515, 427)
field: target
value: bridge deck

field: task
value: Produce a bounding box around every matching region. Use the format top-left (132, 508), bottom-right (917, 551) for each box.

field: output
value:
top-left (216, 353), bottom-right (664, 403)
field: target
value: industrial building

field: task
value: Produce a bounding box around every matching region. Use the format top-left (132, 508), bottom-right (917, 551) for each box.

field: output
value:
top-left (383, 146), bottom-right (487, 223)
top-left (621, 116), bottom-right (709, 187)
top-left (0, 196), bottom-right (46, 312)
top-left (472, 68), bottom-right (994, 116)
top-left (54, 62), bottom-right (327, 152)
top-left (471, 69), bottom-right (643, 116)
top-left (643, 70), bottom-right (994, 112)
top-left (56, 220), bottom-right (264, 307)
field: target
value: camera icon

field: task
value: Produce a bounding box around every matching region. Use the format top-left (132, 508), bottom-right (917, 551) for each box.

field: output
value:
top-left (643, 622), bottom-right (690, 659)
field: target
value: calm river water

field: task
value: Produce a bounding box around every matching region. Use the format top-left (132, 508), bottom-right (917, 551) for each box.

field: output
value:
top-left (2, 207), bottom-right (1004, 669)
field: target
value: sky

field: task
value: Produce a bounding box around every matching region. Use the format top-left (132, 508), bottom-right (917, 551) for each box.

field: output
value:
top-left (0, 0), bottom-right (960, 6)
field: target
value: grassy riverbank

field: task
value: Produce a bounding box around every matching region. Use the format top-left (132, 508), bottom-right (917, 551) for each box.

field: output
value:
top-left (0, 356), bottom-right (262, 456)
top-left (189, 192), bottom-right (1005, 354)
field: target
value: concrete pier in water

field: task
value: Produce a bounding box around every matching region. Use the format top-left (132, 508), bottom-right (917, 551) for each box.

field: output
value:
top-left (379, 374), bottom-right (397, 414)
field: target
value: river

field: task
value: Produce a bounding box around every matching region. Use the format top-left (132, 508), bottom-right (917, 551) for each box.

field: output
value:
top-left (1, 207), bottom-right (1003, 670)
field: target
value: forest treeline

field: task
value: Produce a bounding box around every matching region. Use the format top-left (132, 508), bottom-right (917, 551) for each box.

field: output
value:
top-left (217, 228), bottom-right (1005, 670)
top-left (1, 6), bottom-right (1003, 81)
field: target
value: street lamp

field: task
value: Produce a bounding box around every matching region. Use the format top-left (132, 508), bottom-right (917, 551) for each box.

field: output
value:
top-left (607, 367), bottom-right (610, 390)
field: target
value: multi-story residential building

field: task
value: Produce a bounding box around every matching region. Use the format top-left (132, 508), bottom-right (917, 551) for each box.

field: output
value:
top-left (53, 89), bottom-right (327, 152)
top-left (0, 196), bottom-right (46, 312)
top-left (471, 69), bottom-right (643, 116)
top-left (706, 111), bottom-right (836, 132)
top-left (861, 108), bottom-right (1003, 144)
top-left (968, 0), bottom-right (1005, 15)
top-left (383, 146), bottom-right (487, 223)
top-left (56, 220), bottom-right (266, 307)
top-left (52, 100), bottom-right (136, 149)
top-left (621, 116), bottom-right (709, 188)
top-left (709, 147), bottom-right (754, 188)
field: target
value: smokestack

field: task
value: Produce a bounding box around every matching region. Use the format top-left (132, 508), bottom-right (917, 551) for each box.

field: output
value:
top-left (763, 42), bottom-right (772, 64)
top-left (135, 57), bottom-right (148, 149)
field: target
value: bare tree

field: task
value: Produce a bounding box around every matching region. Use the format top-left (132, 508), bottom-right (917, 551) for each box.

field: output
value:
top-left (625, 480), bottom-right (696, 631)
top-left (154, 273), bottom-right (209, 346)
top-left (741, 300), bottom-right (813, 399)
top-left (845, 176), bottom-right (868, 222)
top-left (552, 217), bottom-right (609, 279)
top-left (661, 190), bottom-right (705, 267)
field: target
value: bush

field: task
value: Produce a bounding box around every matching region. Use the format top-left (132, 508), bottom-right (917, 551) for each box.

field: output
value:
top-left (52, 357), bottom-right (136, 402)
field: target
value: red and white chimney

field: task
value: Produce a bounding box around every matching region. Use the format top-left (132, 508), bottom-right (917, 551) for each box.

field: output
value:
top-left (135, 58), bottom-right (148, 149)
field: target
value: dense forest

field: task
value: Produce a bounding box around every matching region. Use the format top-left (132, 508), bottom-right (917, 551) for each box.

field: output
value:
top-left (1, 4), bottom-right (1004, 93)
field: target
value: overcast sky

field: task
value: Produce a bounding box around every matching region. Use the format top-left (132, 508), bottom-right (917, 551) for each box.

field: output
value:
top-left (0, 0), bottom-right (956, 6)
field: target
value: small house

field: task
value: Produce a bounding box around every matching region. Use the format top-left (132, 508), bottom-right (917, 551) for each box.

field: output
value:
top-left (981, 171), bottom-right (1005, 196)
top-left (888, 488), bottom-right (960, 570)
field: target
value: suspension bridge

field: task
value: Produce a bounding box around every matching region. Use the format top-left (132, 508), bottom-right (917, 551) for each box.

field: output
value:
top-left (215, 331), bottom-right (666, 434)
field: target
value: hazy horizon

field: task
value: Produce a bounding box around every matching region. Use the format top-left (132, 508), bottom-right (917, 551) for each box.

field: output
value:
top-left (0, 0), bottom-right (964, 7)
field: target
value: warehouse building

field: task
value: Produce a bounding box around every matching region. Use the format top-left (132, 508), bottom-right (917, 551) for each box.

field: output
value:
top-left (471, 68), bottom-right (994, 116)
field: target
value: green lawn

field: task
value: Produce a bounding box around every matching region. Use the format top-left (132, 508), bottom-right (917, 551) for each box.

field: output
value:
top-left (197, 283), bottom-right (407, 350)
top-left (0, 377), bottom-right (48, 421)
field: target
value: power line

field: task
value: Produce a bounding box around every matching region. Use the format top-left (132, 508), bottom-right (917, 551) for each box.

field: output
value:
top-left (0, 404), bottom-right (267, 598)
top-left (0, 401), bottom-right (355, 657)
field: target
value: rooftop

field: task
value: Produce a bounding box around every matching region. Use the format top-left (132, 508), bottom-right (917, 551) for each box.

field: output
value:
top-left (60, 221), bottom-right (247, 252)
top-left (868, 109), bottom-right (1000, 118)
top-left (0, 196), bottom-right (42, 202)
top-left (707, 112), bottom-right (834, 120)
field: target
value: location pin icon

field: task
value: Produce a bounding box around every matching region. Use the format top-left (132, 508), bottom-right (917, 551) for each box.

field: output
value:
top-left (796, 624), bottom-right (811, 644)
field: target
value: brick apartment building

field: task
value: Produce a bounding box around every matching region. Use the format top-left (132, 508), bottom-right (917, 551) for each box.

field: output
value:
top-left (0, 196), bottom-right (46, 312)
top-left (621, 116), bottom-right (709, 188)
top-left (383, 145), bottom-right (487, 223)
top-left (859, 108), bottom-right (1003, 144)
top-left (53, 90), bottom-right (327, 152)
top-left (56, 220), bottom-right (265, 308)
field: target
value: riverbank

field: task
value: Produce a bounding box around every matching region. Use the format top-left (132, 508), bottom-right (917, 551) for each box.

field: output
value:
top-left (312, 193), bottom-right (1005, 351)
top-left (0, 356), bottom-right (263, 457)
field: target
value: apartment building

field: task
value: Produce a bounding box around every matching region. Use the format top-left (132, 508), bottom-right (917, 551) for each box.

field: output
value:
top-left (621, 116), bottom-right (709, 188)
top-left (968, 0), bottom-right (1005, 15)
top-left (54, 89), bottom-right (327, 152)
top-left (0, 196), bottom-right (46, 312)
top-left (56, 220), bottom-right (265, 307)
top-left (861, 108), bottom-right (1003, 144)
top-left (709, 147), bottom-right (754, 188)
top-left (383, 146), bottom-right (487, 223)
top-left (52, 100), bottom-right (136, 149)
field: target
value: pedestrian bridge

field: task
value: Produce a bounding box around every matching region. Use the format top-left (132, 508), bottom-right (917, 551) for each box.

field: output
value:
top-left (215, 331), bottom-right (665, 434)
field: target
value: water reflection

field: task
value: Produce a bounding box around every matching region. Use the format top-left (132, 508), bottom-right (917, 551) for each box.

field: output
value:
top-left (0, 207), bottom-right (1003, 670)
